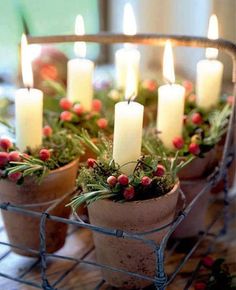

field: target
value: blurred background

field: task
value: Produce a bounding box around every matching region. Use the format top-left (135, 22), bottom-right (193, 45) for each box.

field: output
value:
top-left (0, 0), bottom-right (235, 90)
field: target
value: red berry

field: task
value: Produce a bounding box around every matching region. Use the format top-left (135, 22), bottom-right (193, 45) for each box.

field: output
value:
top-left (97, 118), bottom-right (108, 129)
top-left (191, 112), bottom-right (203, 125)
top-left (202, 256), bottom-right (214, 268)
top-left (117, 174), bottom-right (129, 186)
top-left (194, 282), bottom-right (206, 290)
top-left (59, 98), bottom-right (72, 110)
top-left (39, 149), bottom-right (51, 161)
top-left (22, 153), bottom-right (30, 159)
top-left (0, 152), bottom-right (9, 167)
top-left (92, 99), bottom-right (102, 112)
top-left (154, 165), bottom-right (166, 177)
top-left (182, 80), bottom-right (193, 93)
top-left (0, 138), bottom-right (12, 151)
top-left (8, 172), bottom-right (22, 182)
top-left (172, 137), bottom-right (184, 149)
top-left (141, 176), bottom-right (152, 186)
top-left (188, 94), bottom-right (196, 103)
top-left (189, 143), bottom-right (200, 155)
top-left (73, 104), bottom-right (84, 116)
top-left (8, 151), bottom-right (21, 162)
top-left (43, 125), bottom-right (53, 137)
top-left (227, 95), bottom-right (234, 105)
top-left (107, 176), bottom-right (117, 187)
top-left (87, 158), bottom-right (96, 168)
top-left (142, 80), bottom-right (157, 92)
top-left (60, 111), bottom-right (72, 122)
top-left (123, 186), bottom-right (135, 200)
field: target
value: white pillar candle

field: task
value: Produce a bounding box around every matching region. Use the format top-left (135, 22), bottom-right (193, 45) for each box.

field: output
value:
top-left (15, 89), bottom-right (43, 152)
top-left (115, 48), bottom-right (140, 94)
top-left (67, 15), bottom-right (94, 111)
top-left (113, 67), bottom-right (144, 175)
top-left (157, 41), bottom-right (185, 150)
top-left (115, 3), bottom-right (140, 94)
top-left (113, 102), bottom-right (144, 175)
top-left (15, 34), bottom-right (43, 152)
top-left (196, 14), bottom-right (224, 110)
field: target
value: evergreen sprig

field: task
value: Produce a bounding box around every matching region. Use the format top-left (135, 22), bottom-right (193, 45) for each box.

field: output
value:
top-left (0, 130), bottom-right (83, 184)
top-left (68, 135), bottom-right (192, 211)
top-left (204, 104), bottom-right (231, 146)
top-left (7, 154), bottom-right (49, 184)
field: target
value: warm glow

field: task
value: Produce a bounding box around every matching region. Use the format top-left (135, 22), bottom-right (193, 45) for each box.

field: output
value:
top-left (206, 14), bottom-right (219, 59)
top-left (21, 34), bottom-right (33, 88)
top-left (163, 40), bottom-right (175, 84)
top-left (74, 14), bottom-right (86, 58)
top-left (29, 44), bottom-right (42, 61)
top-left (125, 66), bottom-right (136, 101)
top-left (123, 3), bottom-right (136, 35)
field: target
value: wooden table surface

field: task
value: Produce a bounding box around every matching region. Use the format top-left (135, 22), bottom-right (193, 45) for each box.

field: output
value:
top-left (0, 196), bottom-right (235, 290)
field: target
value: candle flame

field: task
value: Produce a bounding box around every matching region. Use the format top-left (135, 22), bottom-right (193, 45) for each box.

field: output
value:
top-left (123, 3), bottom-right (136, 35)
top-left (125, 66), bottom-right (136, 102)
top-left (21, 34), bottom-right (33, 88)
top-left (206, 14), bottom-right (219, 59)
top-left (74, 14), bottom-right (86, 58)
top-left (163, 40), bottom-right (175, 84)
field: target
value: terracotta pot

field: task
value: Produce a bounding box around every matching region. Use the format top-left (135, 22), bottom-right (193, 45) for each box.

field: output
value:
top-left (172, 178), bottom-right (209, 239)
top-left (0, 159), bottom-right (78, 256)
top-left (178, 149), bottom-right (216, 180)
top-left (88, 182), bottom-right (180, 289)
top-left (211, 131), bottom-right (236, 193)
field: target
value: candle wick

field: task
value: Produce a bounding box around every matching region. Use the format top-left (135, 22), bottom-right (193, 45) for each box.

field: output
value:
top-left (164, 77), bottom-right (173, 86)
top-left (127, 92), bottom-right (135, 104)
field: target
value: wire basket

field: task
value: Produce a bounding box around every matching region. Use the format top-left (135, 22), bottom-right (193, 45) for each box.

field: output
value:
top-left (0, 33), bottom-right (236, 290)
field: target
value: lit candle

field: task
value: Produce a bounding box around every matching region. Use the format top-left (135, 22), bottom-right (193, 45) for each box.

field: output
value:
top-left (115, 3), bottom-right (140, 94)
top-left (157, 41), bottom-right (185, 150)
top-left (196, 15), bottom-right (223, 110)
top-left (15, 34), bottom-right (43, 152)
top-left (113, 67), bottom-right (144, 175)
top-left (67, 15), bottom-right (94, 110)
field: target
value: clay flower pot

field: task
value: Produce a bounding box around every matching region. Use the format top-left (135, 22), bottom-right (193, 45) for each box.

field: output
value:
top-left (0, 159), bottom-right (78, 256)
top-left (172, 151), bottom-right (216, 239)
top-left (178, 149), bottom-right (216, 180)
top-left (88, 182), bottom-right (180, 289)
top-left (173, 178), bottom-right (209, 239)
top-left (211, 132), bottom-right (236, 193)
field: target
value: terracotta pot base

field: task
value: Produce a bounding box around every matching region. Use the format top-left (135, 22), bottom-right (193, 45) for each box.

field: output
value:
top-left (0, 159), bottom-right (78, 257)
top-left (173, 178), bottom-right (209, 239)
top-left (88, 183), bottom-right (180, 289)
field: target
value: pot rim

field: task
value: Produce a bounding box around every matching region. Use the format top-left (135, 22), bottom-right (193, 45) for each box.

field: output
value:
top-left (46, 158), bottom-right (79, 176)
top-left (90, 181), bottom-right (180, 206)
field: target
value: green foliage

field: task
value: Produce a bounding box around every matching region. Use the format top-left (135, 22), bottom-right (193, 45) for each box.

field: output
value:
top-left (43, 79), bottom-right (112, 137)
top-left (41, 130), bottom-right (84, 166)
top-left (143, 103), bottom-right (231, 158)
top-left (204, 104), bottom-right (232, 146)
top-left (68, 133), bottom-right (190, 211)
top-left (196, 258), bottom-right (236, 290)
top-left (1, 130), bottom-right (83, 184)
top-left (6, 154), bottom-right (49, 184)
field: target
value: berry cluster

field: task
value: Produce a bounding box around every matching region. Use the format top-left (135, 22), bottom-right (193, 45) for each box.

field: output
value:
top-left (0, 137), bottom-right (52, 183)
top-left (194, 256), bottom-right (235, 290)
top-left (59, 98), bottom-right (108, 132)
top-left (171, 112), bottom-right (204, 156)
top-left (87, 158), bottom-right (167, 201)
